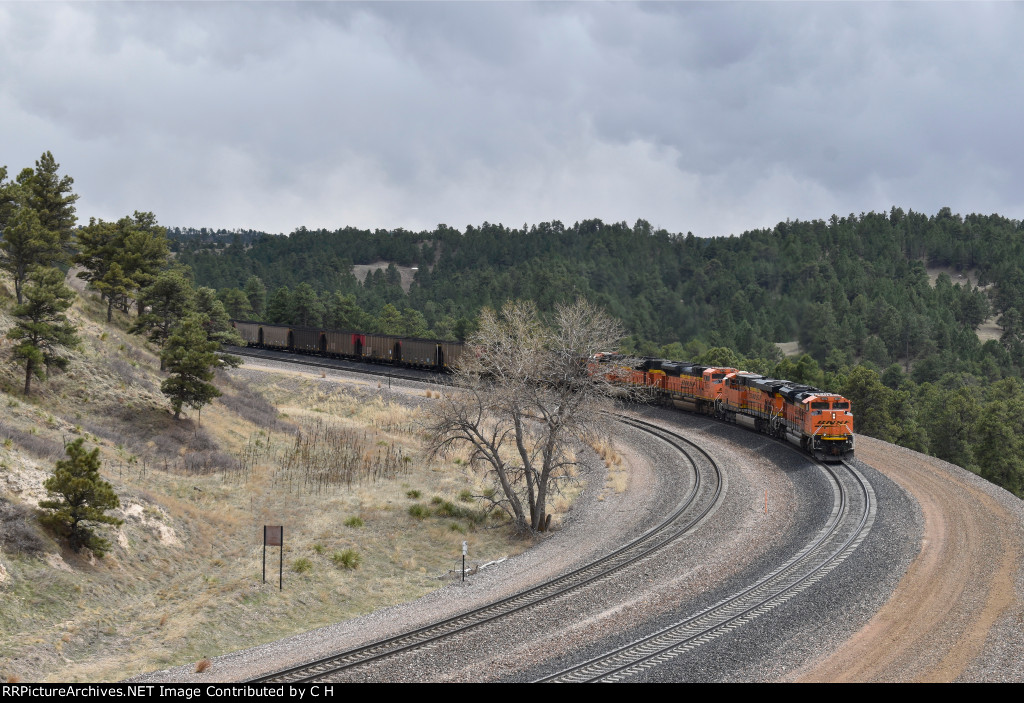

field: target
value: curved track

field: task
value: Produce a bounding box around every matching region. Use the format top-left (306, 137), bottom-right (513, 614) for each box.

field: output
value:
top-left (247, 416), bottom-right (723, 683)
top-left (538, 458), bottom-right (876, 682)
top-left (234, 348), bottom-right (877, 683)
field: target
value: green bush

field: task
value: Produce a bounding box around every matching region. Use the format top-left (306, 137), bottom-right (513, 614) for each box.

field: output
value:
top-left (332, 549), bottom-right (361, 570)
top-left (458, 489), bottom-right (474, 502)
top-left (292, 557), bottom-right (313, 573)
top-left (343, 516), bottom-right (364, 528)
top-left (405, 489), bottom-right (421, 499)
top-left (434, 500), bottom-right (461, 518)
top-left (408, 504), bottom-right (430, 520)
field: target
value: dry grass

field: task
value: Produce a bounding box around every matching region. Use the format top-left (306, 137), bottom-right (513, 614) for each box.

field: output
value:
top-left (592, 438), bottom-right (628, 494)
top-left (194, 658), bottom-right (211, 674)
top-left (0, 271), bottom-right (530, 683)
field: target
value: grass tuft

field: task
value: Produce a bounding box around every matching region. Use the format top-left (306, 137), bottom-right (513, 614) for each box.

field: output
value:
top-left (332, 549), bottom-right (361, 569)
top-left (292, 558), bottom-right (313, 574)
top-left (343, 516), bottom-right (364, 528)
top-left (408, 504), bottom-right (430, 520)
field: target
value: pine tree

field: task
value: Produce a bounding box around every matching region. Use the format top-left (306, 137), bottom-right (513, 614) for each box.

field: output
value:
top-left (75, 212), bottom-right (170, 316)
top-left (132, 267), bottom-right (195, 368)
top-left (94, 261), bottom-right (133, 322)
top-left (9, 266), bottom-right (79, 395)
top-left (40, 438), bottom-right (122, 557)
top-left (160, 314), bottom-right (224, 421)
top-left (22, 151), bottom-right (78, 258)
top-left (243, 275), bottom-right (266, 318)
top-left (0, 204), bottom-right (57, 304)
top-left (194, 287), bottom-right (244, 349)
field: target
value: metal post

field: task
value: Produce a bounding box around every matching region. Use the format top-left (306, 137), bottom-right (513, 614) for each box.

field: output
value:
top-left (262, 526), bottom-right (266, 584)
top-left (279, 526), bottom-right (283, 591)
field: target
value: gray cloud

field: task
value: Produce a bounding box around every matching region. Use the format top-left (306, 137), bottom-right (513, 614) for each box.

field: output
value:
top-left (1, 2), bottom-right (1021, 237)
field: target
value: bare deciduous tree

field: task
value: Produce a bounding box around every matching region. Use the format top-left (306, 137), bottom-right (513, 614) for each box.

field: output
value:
top-left (425, 299), bottom-right (638, 533)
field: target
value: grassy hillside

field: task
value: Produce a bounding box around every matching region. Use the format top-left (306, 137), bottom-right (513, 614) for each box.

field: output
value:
top-left (0, 272), bottom-right (558, 683)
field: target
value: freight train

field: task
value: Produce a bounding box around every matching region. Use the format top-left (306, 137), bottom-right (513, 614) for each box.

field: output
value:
top-left (230, 320), bottom-right (466, 371)
top-left (591, 354), bottom-right (854, 462)
top-left (230, 320), bottom-right (854, 462)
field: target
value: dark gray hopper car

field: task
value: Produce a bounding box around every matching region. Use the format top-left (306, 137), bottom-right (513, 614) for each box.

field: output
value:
top-left (231, 320), bottom-right (466, 371)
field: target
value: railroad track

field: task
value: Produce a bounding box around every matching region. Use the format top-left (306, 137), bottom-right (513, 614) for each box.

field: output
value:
top-left (225, 345), bottom-right (444, 385)
top-left (246, 415), bottom-right (724, 683)
top-left (235, 349), bottom-right (876, 683)
top-left (537, 457), bottom-right (876, 682)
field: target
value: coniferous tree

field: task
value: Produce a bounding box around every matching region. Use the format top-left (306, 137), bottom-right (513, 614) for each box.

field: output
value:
top-left (243, 275), bottom-right (266, 318)
top-left (0, 165), bottom-right (18, 233)
top-left (74, 217), bottom-right (120, 291)
top-left (325, 292), bottom-right (368, 330)
top-left (377, 303), bottom-right (403, 334)
top-left (20, 151), bottom-right (78, 261)
top-left (75, 212), bottom-right (170, 315)
top-left (94, 261), bottom-right (133, 322)
top-left (39, 439), bottom-right (122, 557)
top-left (194, 287), bottom-right (244, 349)
top-left (132, 266), bottom-right (195, 368)
top-left (218, 288), bottom-right (253, 320)
top-left (265, 286), bottom-right (293, 323)
top-left (292, 283), bottom-right (324, 327)
top-left (160, 314), bottom-right (224, 421)
top-left (9, 266), bottom-right (79, 395)
top-left (115, 212), bottom-right (170, 314)
top-left (0, 204), bottom-right (56, 304)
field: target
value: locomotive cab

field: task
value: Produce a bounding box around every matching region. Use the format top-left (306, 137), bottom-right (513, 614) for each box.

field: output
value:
top-left (802, 394), bottom-right (855, 462)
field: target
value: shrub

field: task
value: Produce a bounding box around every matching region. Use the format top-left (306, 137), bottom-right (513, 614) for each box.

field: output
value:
top-left (39, 439), bottom-right (122, 557)
top-left (405, 489), bottom-right (421, 499)
top-left (458, 489), bottom-right (474, 503)
top-left (408, 504), bottom-right (430, 520)
top-left (292, 557), bottom-right (313, 573)
top-left (343, 516), bottom-right (364, 528)
top-left (332, 549), bottom-right (361, 569)
top-left (312, 544), bottom-right (325, 554)
top-left (0, 498), bottom-right (50, 555)
top-left (434, 500), bottom-right (461, 518)
top-left (430, 495), bottom-right (443, 505)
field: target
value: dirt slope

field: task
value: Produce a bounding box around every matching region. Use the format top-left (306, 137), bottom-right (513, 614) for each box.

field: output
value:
top-left (795, 436), bottom-right (1024, 682)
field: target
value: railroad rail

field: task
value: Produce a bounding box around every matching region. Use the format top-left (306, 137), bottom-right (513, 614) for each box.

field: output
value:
top-left (246, 415), bottom-right (724, 683)
top-left (537, 458), bottom-right (876, 682)
top-left (234, 348), bottom-right (875, 683)
top-left (224, 345), bottom-right (443, 385)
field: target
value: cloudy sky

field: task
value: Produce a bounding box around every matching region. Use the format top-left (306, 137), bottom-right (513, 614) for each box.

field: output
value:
top-left (1, 2), bottom-right (1021, 237)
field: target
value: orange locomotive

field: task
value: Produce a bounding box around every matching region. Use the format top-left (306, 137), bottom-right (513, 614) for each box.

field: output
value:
top-left (593, 355), bottom-right (854, 463)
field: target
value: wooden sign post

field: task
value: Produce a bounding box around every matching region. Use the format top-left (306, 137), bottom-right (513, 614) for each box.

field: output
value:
top-left (264, 525), bottom-right (283, 590)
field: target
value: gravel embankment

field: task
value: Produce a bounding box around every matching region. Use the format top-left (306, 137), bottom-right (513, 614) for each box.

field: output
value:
top-left (794, 437), bottom-right (1024, 682)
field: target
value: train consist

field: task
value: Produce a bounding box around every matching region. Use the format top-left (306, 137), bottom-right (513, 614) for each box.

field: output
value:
top-left (230, 320), bottom-right (466, 371)
top-left (591, 354), bottom-right (855, 462)
top-left (231, 320), bottom-right (853, 462)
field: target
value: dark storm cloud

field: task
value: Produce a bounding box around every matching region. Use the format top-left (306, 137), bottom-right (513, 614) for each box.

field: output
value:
top-left (1, 2), bottom-right (1021, 236)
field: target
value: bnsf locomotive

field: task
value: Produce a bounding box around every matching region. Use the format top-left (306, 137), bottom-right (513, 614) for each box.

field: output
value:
top-left (592, 354), bottom-right (854, 462)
